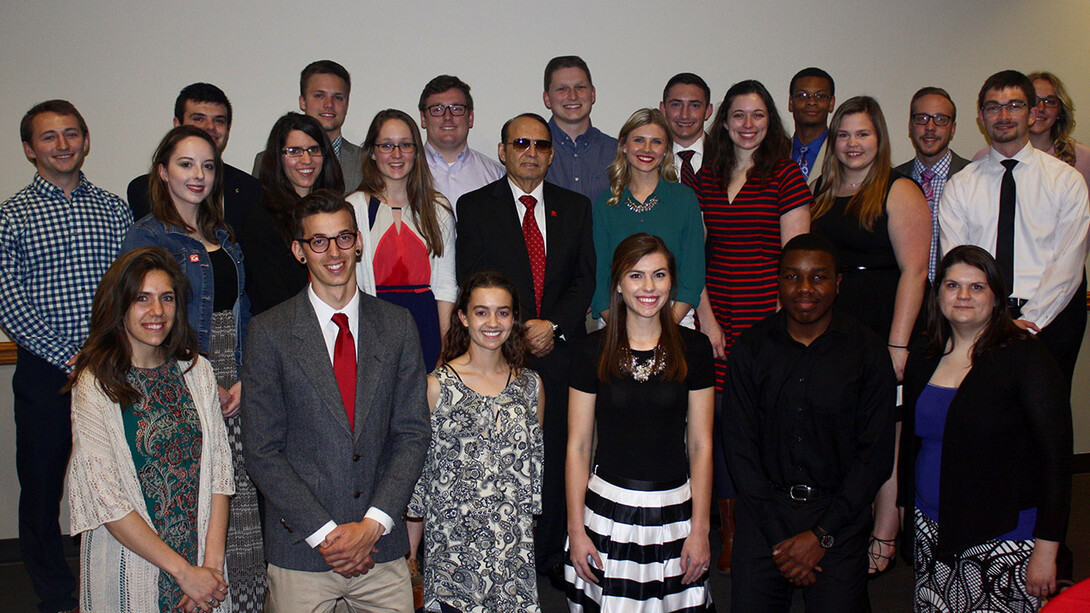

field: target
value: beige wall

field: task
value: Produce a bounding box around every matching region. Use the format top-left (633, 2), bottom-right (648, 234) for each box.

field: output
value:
top-left (2, 0), bottom-right (1089, 538)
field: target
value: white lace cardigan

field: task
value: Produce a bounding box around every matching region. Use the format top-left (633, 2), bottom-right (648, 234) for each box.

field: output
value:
top-left (67, 357), bottom-right (235, 613)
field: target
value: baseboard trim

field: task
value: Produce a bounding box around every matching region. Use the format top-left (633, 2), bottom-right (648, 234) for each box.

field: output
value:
top-left (0, 535), bottom-right (78, 565)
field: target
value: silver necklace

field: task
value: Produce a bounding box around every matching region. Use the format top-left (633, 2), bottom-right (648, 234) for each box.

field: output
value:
top-left (619, 346), bottom-right (667, 382)
top-left (625, 193), bottom-right (659, 213)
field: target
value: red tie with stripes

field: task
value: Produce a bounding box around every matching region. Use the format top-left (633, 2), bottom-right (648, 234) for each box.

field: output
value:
top-left (519, 195), bottom-right (546, 316)
top-left (332, 313), bottom-right (356, 431)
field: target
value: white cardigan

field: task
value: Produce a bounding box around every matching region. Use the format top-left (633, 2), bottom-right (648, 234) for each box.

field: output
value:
top-left (346, 190), bottom-right (458, 303)
top-left (68, 357), bottom-right (235, 613)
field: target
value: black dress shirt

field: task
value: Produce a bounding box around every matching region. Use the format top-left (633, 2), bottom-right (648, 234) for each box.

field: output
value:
top-left (724, 310), bottom-right (897, 546)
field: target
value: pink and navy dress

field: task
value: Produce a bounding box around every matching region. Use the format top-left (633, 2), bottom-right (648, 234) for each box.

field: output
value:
top-left (365, 195), bottom-right (457, 368)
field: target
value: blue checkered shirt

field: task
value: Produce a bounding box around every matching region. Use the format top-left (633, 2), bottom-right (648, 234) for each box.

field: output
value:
top-left (0, 173), bottom-right (132, 370)
top-left (910, 153), bottom-right (952, 282)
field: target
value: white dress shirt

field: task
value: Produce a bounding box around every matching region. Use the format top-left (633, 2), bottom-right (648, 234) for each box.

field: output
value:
top-left (673, 135), bottom-right (705, 174)
top-left (939, 141), bottom-right (1090, 328)
top-left (303, 285), bottom-right (394, 546)
top-left (509, 178), bottom-right (548, 255)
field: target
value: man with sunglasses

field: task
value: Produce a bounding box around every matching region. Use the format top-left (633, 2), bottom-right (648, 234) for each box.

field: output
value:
top-left (456, 112), bottom-right (595, 589)
top-left (788, 67), bottom-right (836, 181)
top-left (418, 75), bottom-right (504, 218)
top-left (940, 70), bottom-right (1090, 386)
top-left (242, 189), bottom-right (428, 612)
top-left (894, 87), bottom-right (970, 282)
top-left (254, 61), bottom-right (363, 193)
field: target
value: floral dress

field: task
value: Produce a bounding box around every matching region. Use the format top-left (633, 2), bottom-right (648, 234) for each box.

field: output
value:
top-left (409, 366), bottom-right (544, 613)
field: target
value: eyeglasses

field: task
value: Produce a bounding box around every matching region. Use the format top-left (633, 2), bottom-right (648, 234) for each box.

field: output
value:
top-left (425, 103), bottom-right (468, 117)
top-left (1035, 96), bottom-right (1061, 109)
top-left (911, 113), bottom-right (953, 127)
top-left (507, 138), bottom-right (553, 152)
top-left (282, 146), bottom-right (324, 158)
top-left (373, 142), bottom-right (417, 154)
top-left (792, 91), bottom-right (831, 103)
top-left (295, 232), bottom-right (357, 253)
top-left (981, 101), bottom-right (1029, 116)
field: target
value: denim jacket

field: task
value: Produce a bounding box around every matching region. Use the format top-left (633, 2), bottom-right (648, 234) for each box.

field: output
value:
top-left (121, 215), bottom-right (251, 375)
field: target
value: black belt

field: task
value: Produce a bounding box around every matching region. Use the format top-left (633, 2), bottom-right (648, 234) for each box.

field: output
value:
top-left (1007, 297), bottom-right (1027, 309)
top-left (594, 467), bottom-right (687, 492)
top-left (772, 483), bottom-right (832, 502)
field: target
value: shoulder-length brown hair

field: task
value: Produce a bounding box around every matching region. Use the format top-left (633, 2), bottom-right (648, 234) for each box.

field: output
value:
top-left (811, 96), bottom-right (893, 231)
top-left (605, 108), bottom-right (678, 206)
top-left (925, 245), bottom-right (1031, 363)
top-left (598, 233), bottom-right (687, 383)
top-left (704, 79), bottom-right (791, 189)
top-left (358, 109), bottom-right (451, 257)
top-left (67, 247), bottom-right (199, 406)
top-left (440, 270), bottom-right (529, 371)
top-left (258, 112), bottom-right (345, 243)
top-left (148, 125), bottom-right (228, 243)
top-left (1027, 71), bottom-right (1078, 167)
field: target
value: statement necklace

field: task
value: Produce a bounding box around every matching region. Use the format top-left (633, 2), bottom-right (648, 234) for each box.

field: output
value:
top-left (625, 193), bottom-right (659, 213)
top-left (619, 345), bottom-right (667, 382)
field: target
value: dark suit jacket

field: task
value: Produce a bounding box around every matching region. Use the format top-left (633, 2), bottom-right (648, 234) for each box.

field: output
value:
top-left (897, 336), bottom-right (1071, 559)
top-left (126, 163), bottom-right (260, 232)
top-left (241, 289), bottom-right (430, 571)
top-left (455, 177), bottom-right (595, 339)
top-left (893, 151), bottom-right (970, 182)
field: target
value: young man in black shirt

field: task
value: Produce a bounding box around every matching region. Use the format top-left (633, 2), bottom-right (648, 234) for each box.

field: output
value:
top-left (724, 233), bottom-right (896, 612)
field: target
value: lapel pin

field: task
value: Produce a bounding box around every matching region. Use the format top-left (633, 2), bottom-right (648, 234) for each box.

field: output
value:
top-left (189, 254), bottom-right (200, 263)
top-left (550, 210), bottom-right (558, 217)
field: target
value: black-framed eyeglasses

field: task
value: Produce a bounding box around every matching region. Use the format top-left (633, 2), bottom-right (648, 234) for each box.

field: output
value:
top-left (507, 138), bottom-right (553, 152)
top-left (791, 91), bottom-right (831, 103)
top-left (911, 113), bottom-right (953, 127)
top-left (1035, 96), bottom-right (1061, 109)
top-left (426, 103), bottom-right (468, 117)
top-left (295, 232), bottom-right (357, 253)
top-left (282, 145), bottom-right (324, 158)
top-left (981, 101), bottom-right (1029, 116)
top-left (373, 142), bottom-right (417, 154)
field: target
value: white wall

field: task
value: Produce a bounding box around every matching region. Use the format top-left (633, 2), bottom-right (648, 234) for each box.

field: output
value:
top-left (1, 0), bottom-right (1089, 538)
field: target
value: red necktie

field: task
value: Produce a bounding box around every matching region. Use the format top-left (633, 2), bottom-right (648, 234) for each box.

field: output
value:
top-left (678, 150), bottom-right (697, 189)
top-left (332, 313), bottom-right (356, 431)
top-left (519, 195), bottom-right (546, 316)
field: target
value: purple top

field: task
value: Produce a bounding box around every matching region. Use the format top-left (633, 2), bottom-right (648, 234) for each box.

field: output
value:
top-left (916, 383), bottom-right (1037, 540)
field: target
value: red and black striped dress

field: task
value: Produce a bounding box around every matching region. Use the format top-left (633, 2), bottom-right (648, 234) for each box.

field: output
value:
top-left (696, 159), bottom-right (813, 388)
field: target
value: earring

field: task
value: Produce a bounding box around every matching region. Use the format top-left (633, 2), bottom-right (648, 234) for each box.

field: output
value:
top-left (355, 249), bottom-right (362, 256)
top-left (299, 256), bottom-right (306, 263)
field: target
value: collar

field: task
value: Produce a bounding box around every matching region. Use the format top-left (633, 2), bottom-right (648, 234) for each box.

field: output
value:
top-left (32, 171), bottom-right (87, 198)
top-left (987, 140), bottom-right (1036, 165)
top-left (793, 130), bottom-right (829, 152)
top-left (772, 307), bottom-right (850, 344)
top-left (673, 134), bottom-right (705, 157)
top-left (548, 116), bottom-right (603, 146)
top-left (308, 283), bottom-right (360, 325)
top-left (425, 141), bottom-right (469, 165)
top-left (508, 177), bottom-right (545, 204)
top-left (913, 150), bottom-right (952, 176)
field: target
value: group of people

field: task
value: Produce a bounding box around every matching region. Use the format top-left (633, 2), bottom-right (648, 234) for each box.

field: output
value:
top-left (0, 55), bottom-right (1082, 613)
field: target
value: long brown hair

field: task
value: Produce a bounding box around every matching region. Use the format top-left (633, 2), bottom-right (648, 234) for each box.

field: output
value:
top-left (598, 233), bottom-right (687, 383)
top-left (440, 270), bottom-right (529, 371)
top-left (811, 96), bottom-right (893, 231)
top-left (358, 109), bottom-right (451, 257)
top-left (605, 108), bottom-right (678, 206)
top-left (925, 245), bottom-right (1031, 363)
top-left (704, 79), bottom-right (792, 189)
top-left (258, 112), bottom-right (345, 243)
top-left (148, 125), bottom-right (227, 242)
top-left (67, 247), bottom-right (199, 406)
top-left (1027, 71), bottom-right (1078, 167)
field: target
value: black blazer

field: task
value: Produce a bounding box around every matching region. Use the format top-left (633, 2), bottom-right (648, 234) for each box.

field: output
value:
top-left (898, 336), bottom-right (1072, 559)
top-left (893, 151), bottom-right (971, 183)
top-left (455, 177), bottom-right (595, 340)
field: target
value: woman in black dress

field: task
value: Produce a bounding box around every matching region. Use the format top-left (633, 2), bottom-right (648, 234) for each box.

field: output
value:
top-left (566, 233), bottom-right (715, 611)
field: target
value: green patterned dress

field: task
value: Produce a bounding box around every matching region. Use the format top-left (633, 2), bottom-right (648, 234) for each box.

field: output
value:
top-left (122, 360), bottom-right (202, 612)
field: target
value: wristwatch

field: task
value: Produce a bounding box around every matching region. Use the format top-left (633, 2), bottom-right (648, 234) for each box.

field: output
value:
top-left (811, 525), bottom-right (835, 550)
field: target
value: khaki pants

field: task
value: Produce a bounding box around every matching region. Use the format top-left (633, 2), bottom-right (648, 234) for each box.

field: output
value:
top-left (266, 558), bottom-right (413, 613)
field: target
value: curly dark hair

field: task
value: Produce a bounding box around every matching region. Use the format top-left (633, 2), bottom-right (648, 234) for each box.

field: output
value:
top-left (440, 270), bottom-right (529, 371)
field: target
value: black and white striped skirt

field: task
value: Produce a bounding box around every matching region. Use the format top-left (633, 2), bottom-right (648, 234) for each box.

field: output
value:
top-left (564, 472), bottom-right (712, 612)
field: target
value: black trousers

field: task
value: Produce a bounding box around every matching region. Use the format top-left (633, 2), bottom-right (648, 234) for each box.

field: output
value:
top-left (731, 495), bottom-right (871, 613)
top-left (531, 342), bottom-right (572, 572)
top-left (1030, 275), bottom-right (1087, 390)
top-left (13, 347), bottom-right (78, 613)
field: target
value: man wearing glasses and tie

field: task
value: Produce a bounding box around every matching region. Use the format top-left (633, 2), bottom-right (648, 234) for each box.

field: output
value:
top-left (418, 75), bottom-right (504, 218)
top-left (788, 67), bottom-right (836, 182)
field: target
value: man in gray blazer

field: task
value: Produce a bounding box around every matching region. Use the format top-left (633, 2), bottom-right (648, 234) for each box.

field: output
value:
top-left (894, 87), bottom-right (970, 282)
top-left (254, 60), bottom-right (364, 193)
top-left (242, 189), bottom-right (428, 611)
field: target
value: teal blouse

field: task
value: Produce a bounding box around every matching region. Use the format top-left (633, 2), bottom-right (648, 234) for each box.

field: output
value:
top-left (591, 180), bottom-right (705, 316)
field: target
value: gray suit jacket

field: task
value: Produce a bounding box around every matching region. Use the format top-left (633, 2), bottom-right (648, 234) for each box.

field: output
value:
top-left (894, 151), bottom-right (971, 180)
top-left (241, 288), bottom-right (429, 571)
top-left (252, 137), bottom-right (364, 195)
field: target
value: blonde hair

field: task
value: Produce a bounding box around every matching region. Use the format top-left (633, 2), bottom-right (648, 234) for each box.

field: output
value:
top-left (606, 109), bottom-right (678, 207)
top-left (811, 96), bottom-right (893, 231)
top-left (1028, 71), bottom-right (1078, 167)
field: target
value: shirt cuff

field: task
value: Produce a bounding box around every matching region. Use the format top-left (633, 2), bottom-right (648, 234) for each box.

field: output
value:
top-left (365, 507), bottom-right (394, 535)
top-left (305, 521), bottom-right (337, 548)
